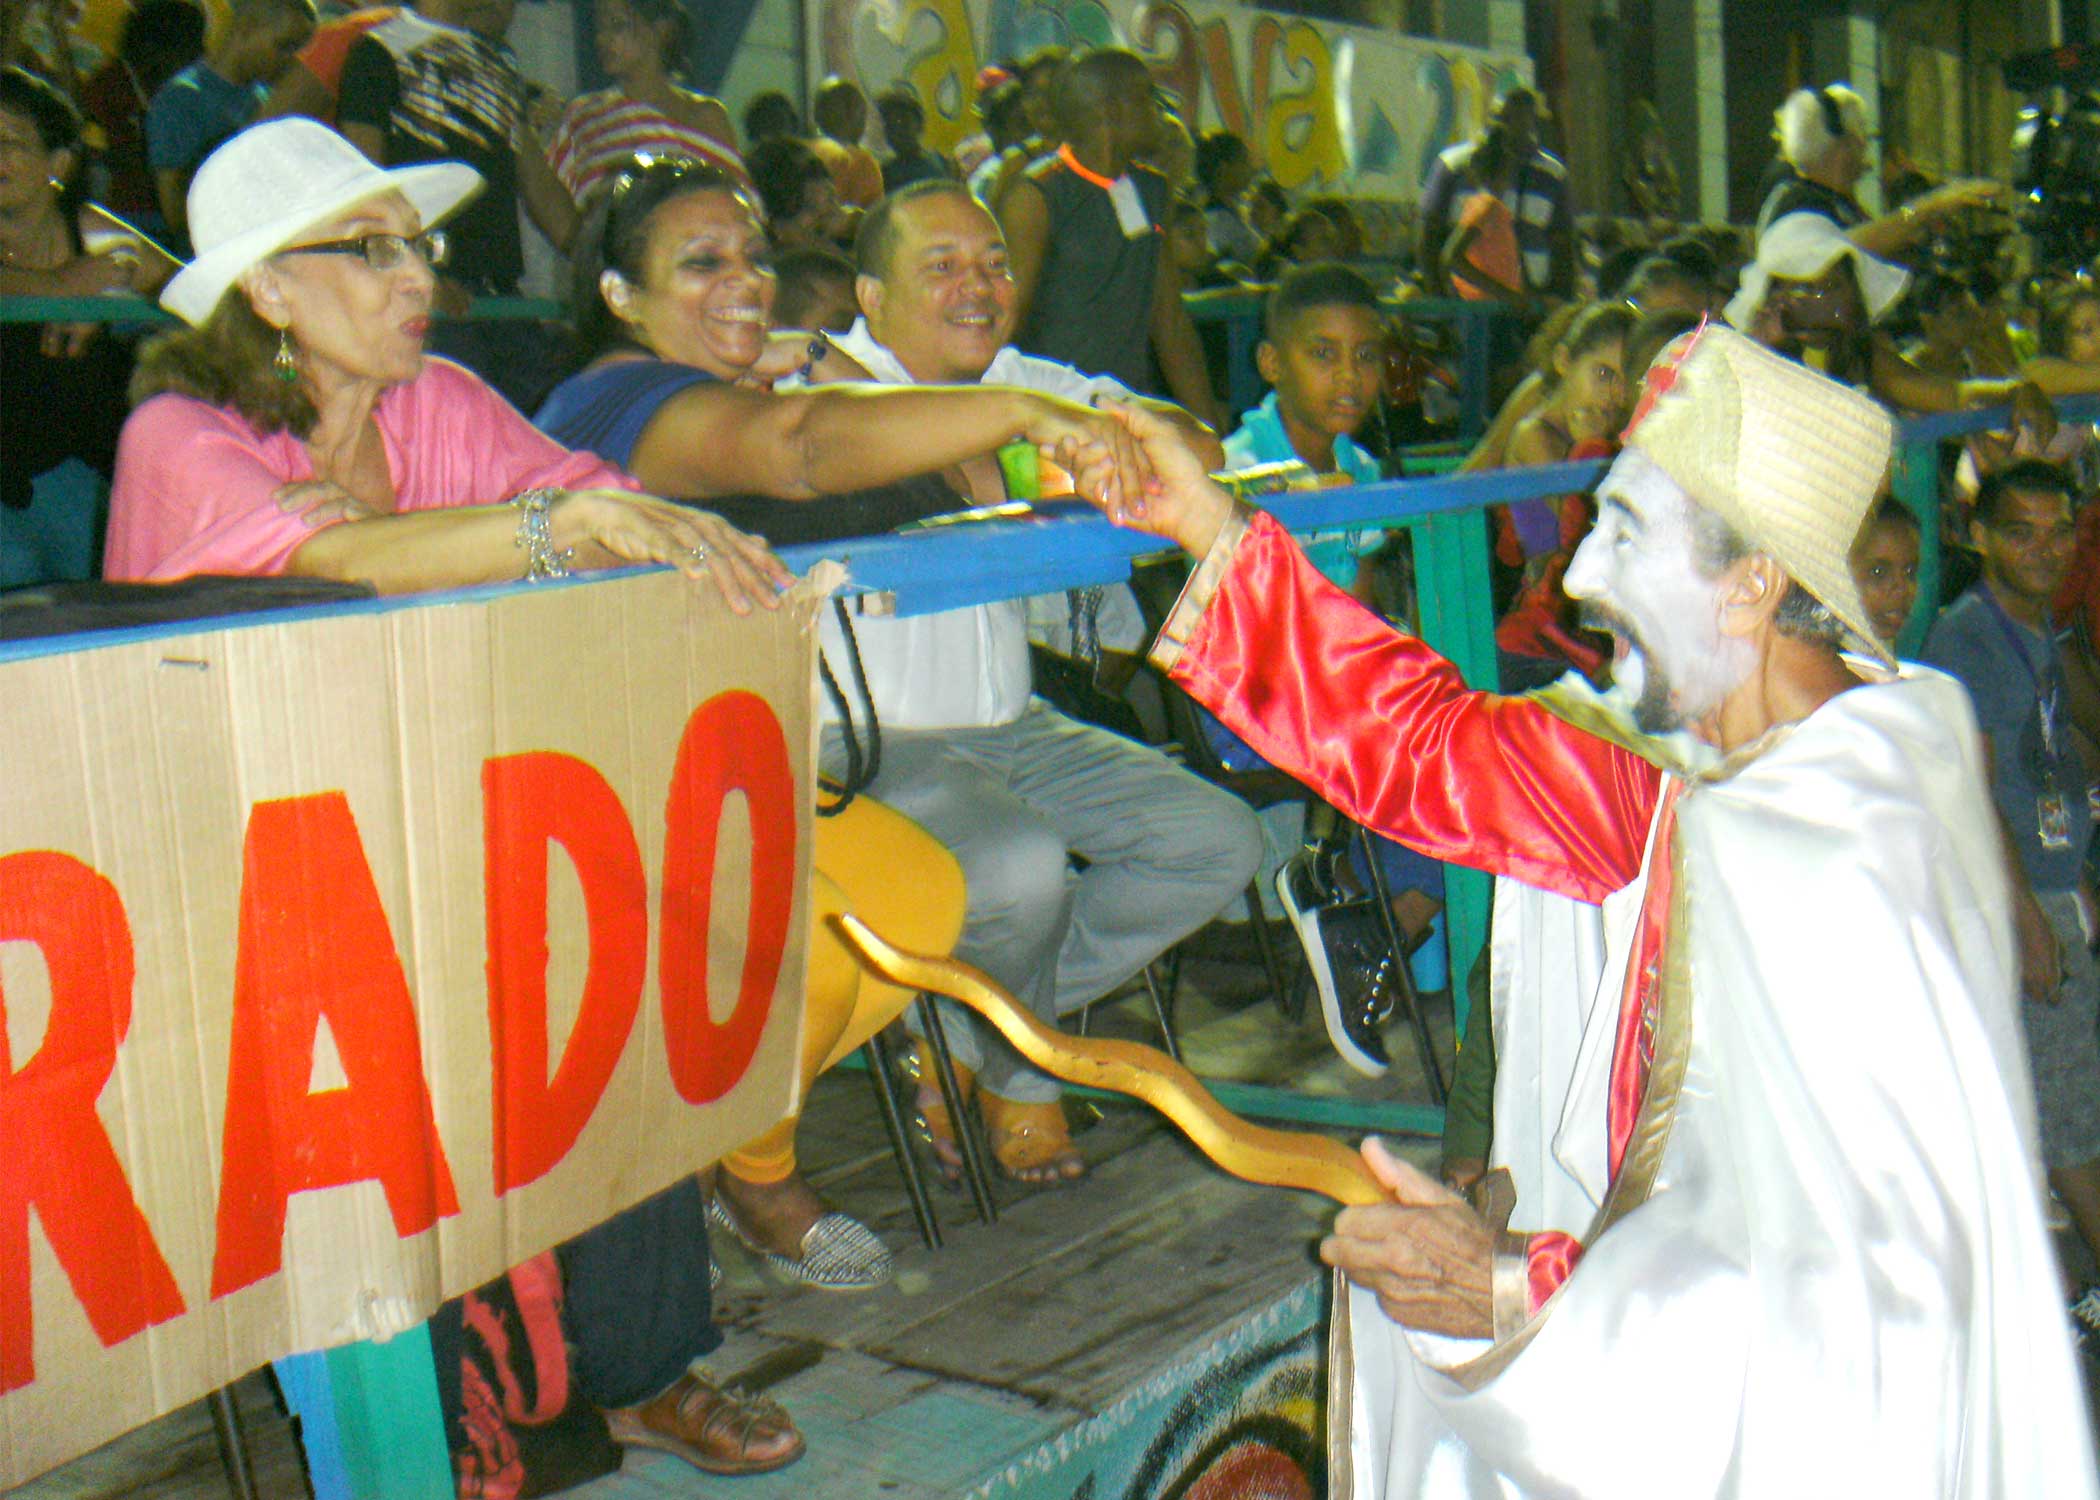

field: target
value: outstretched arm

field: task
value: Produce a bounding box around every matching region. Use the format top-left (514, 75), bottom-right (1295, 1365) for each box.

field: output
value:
top-left (1095, 400), bottom-right (1661, 903)
top-left (628, 378), bottom-right (1149, 513)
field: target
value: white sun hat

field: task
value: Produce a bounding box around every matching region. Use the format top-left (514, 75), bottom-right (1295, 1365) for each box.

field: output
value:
top-left (1724, 209), bottom-right (1911, 329)
top-left (1620, 321), bottom-right (1896, 666)
top-left (160, 118), bottom-right (484, 326)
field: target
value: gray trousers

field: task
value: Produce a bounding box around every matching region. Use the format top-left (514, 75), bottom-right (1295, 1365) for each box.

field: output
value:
top-left (822, 703), bottom-right (1264, 1103)
top-left (2030, 890), bottom-right (2100, 1170)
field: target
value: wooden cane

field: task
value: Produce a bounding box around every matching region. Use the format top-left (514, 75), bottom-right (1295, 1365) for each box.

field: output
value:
top-left (835, 915), bottom-right (1386, 1206)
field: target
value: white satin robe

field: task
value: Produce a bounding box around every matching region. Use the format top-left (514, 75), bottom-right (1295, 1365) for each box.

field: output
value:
top-left (1337, 665), bottom-right (2098, 1499)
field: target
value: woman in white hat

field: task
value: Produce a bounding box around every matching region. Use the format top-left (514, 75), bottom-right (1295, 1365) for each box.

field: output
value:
top-left (102, 116), bottom-right (787, 608)
top-left (99, 118), bottom-right (809, 1478)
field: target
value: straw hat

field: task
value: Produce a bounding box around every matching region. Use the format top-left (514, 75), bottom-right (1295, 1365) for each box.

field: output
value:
top-left (160, 118), bottom-right (483, 326)
top-left (1725, 209), bottom-right (1910, 328)
top-left (1620, 321), bottom-right (1895, 665)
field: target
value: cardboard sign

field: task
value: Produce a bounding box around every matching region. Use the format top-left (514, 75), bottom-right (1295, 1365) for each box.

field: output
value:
top-left (0, 570), bottom-right (817, 1485)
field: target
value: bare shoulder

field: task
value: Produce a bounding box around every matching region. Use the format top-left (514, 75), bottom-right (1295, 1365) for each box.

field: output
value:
top-left (668, 88), bottom-right (735, 143)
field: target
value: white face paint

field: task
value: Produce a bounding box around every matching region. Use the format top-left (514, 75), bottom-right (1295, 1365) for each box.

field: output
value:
top-left (1564, 450), bottom-right (1756, 737)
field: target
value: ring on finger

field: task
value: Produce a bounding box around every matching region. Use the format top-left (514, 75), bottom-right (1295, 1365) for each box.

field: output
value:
top-left (687, 543), bottom-right (710, 565)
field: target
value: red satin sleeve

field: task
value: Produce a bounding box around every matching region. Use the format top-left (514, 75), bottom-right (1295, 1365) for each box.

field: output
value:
top-left (1165, 510), bottom-right (1661, 904)
top-left (1524, 1231), bottom-right (1582, 1314)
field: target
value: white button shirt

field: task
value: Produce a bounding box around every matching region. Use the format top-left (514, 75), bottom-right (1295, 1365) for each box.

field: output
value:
top-left (810, 319), bottom-right (1133, 731)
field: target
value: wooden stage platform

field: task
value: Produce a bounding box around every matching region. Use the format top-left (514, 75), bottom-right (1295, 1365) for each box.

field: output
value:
top-left (13, 942), bottom-right (1451, 1500)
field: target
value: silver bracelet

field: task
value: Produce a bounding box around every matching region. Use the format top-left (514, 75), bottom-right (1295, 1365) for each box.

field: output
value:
top-left (510, 488), bottom-right (572, 581)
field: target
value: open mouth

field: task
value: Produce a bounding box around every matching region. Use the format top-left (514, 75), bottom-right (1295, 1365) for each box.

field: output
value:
top-left (708, 307), bottom-right (766, 326)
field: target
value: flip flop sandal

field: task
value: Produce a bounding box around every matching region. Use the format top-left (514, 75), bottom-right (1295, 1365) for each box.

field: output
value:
top-left (604, 1371), bottom-right (804, 1475)
top-left (979, 1093), bottom-right (1086, 1184)
top-left (707, 1194), bottom-right (894, 1291)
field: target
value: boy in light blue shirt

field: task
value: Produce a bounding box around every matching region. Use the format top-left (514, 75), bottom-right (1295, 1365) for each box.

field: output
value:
top-left (1212, 267), bottom-right (1449, 1049)
top-left (1220, 262), bottom-right (1389, 597)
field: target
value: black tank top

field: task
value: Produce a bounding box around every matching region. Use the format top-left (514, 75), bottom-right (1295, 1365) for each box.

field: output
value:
top-left (1014, 150), bottom-right (1169, 392)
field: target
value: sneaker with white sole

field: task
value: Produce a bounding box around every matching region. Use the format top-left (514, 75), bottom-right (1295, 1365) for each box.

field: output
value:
top-left (1276, 853), bottom-right (1397, 1077)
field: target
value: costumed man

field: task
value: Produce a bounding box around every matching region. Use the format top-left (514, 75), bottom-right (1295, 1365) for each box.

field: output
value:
top-left (1084, 322), bottom-right (2097, 1496)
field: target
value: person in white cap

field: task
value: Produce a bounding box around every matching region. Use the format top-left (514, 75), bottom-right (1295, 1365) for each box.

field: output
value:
top-left (1729, 209), bottom-right (2056, 425)
top-left (1079, 323), bottom-right (2097, 1498)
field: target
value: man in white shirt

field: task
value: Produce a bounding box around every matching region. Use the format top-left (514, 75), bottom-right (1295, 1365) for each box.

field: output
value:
top-left (817, 179), bottom-right (1260, 1183)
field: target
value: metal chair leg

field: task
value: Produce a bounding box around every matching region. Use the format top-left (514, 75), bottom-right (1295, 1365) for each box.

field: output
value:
top-left (915, 995), bottom-right (998, 1224)
top-left (1357, 826), bottom-right (1448, 1105)
top-left (1139, 964), bottom-right (1182, 1061)
top-left (1242, 880), bottom-right (1299, 1022)
top-left (861, 1032), bottom-right (941, 1250)
top-left (208, 1385), bottom-right (259, 1500)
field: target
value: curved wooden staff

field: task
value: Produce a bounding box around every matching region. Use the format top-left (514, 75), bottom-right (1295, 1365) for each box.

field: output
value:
top-left (835, 915), bottom-right (1385, 1206)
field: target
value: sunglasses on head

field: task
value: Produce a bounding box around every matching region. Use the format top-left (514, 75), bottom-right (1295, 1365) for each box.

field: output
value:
top-left (603, 152), bottom-right (743, 246)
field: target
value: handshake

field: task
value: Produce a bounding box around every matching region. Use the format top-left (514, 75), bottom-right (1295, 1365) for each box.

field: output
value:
top-left (1018, 396), bottom-right (1236, 557)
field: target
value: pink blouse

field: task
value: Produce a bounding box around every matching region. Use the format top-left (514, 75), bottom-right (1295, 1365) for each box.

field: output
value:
top-left (104, 357), bottom-right (634, 582)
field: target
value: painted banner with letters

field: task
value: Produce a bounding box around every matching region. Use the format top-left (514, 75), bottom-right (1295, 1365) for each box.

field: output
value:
top-left (810, 0), bottom-right (1530, 198)
top-left (0, 569), bottom-right (817, 1485)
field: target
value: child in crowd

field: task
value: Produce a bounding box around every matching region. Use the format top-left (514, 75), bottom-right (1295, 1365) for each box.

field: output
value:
top-left (771, 246), bottom-right (860, 334)
top-left (1253, 204), bottom-right (1341, 280)
top-left (1244, 176), bottom-right (1288, 242)
top-left (1221, 262), bottom-right (1388, 597)
top-left (1849, 496), bottom-right (1923, 650)
top-left (1212, 266), bottom-right (1444, 1074)
top-left (1488, 301), bottom-right (1634, 684)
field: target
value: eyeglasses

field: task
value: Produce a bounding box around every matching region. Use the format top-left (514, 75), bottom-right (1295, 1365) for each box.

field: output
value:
top-left (277, 229), bottom-right (450, 272)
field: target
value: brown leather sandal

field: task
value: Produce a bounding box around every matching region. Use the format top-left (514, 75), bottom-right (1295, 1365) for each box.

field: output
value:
top-left (979, 1093), bottom-right (1086, 1184)
top-left (604, 1370), bottom-right (804, 1475)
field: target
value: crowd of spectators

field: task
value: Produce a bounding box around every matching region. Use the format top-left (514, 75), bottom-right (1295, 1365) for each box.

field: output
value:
top-left (3, 4), bottom-right (2100, 1485)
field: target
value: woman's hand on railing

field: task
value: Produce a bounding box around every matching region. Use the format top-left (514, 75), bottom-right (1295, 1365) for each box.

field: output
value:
top-left (555, 490), bottom-right (794, 613)
top-left (1090, 397), bottom-right (1237, 556)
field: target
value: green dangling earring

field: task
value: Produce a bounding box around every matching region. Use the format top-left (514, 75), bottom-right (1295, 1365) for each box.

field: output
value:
top-left (274, 327), bottom-right (299, 384)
